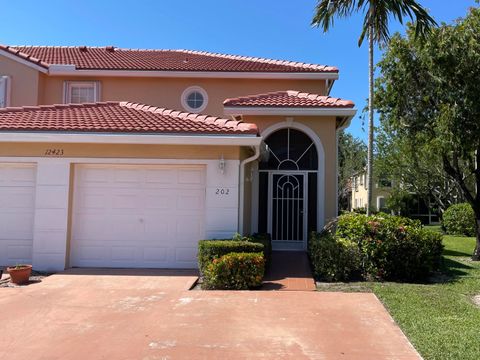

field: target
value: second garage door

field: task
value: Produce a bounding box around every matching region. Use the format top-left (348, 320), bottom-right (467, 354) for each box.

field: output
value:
top-left (0, 163), bottom-right (36, 267)
top-left (71, 164), bottom-right (206, 268)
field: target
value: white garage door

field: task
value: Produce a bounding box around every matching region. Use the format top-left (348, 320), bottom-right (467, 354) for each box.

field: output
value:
top-left (71, 164), bottom-right (206, 268)
top-left (0, 163), bottom-right (36, 266)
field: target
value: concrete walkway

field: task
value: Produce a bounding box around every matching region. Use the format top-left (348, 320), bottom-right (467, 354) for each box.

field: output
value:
top-left (263, 251), bottom-right (316, 291)
top-left (0, 269), bottom-right (420, 359)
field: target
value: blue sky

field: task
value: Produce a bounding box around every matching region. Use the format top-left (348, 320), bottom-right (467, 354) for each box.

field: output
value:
top-left (1, 0), bottom-right (475, 141)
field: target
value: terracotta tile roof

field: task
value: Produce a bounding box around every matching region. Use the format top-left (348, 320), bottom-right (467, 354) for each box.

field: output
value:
top-left (223, 90), bottom-right (355, 108)
top-left (0, 102), bottom-right (258, 135)
top-left (0, 45), bottom-right (338, 73)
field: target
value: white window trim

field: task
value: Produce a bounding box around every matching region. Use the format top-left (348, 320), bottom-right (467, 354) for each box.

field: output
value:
top-left (63, 81), bottom-right (101, 104)
top-left (0, 76), bottom-right (11, 108)
top-left (377, 196), bottom-right (386, 211)
top-left (181, 86), bottom-right (208, 113)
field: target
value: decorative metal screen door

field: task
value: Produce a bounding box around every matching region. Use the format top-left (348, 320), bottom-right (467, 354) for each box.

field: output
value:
top-left (259, 128), bottom-right (318, 251)
top-left (268, 172), bottom-right (307, 250)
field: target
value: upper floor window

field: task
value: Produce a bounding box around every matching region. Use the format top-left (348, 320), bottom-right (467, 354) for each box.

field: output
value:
top-left (64, 81), bottom-right (100, 104)
top-left (181, 86), bottom-right (208, 112)
top-left (377, 178), bottom-right (392, 188)
top-left (0, 76), bottom-right (10, 108)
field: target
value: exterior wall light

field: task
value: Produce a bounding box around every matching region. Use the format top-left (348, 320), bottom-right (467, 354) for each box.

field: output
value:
top-left (219, 155), bottom-right (226, 174)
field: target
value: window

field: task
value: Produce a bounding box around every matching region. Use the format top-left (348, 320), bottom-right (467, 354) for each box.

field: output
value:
top-left (377, 196), bottom-right (387, 212)
top-left (0, 76), bottom-right (10, 108)
top-left (181, 86), bottom-right (208, 112)
top-left (64, 81), bottom-right (100, 104)
top-left (378, 178), bottom-right (392, 188)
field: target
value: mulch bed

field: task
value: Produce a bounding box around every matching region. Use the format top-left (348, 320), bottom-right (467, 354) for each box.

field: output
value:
top-left (0, 270), bottom-right (52, 288)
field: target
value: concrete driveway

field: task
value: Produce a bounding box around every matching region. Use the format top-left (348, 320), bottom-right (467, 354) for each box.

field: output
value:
top-left (0, 269), bottom-right (419, 360)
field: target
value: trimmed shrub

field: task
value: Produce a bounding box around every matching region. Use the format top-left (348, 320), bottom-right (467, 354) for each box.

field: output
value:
top-left (202, 252), bottom-right (265, 290)
top-left (309, 213), bottom-right (444, 282)
top-left (248, 233), bottom-right (272, 265)
top-left (309, 231), bottom-right (361, 282)
top-left (442, 203), bottom-right (475, 237)
top-left (198, 240), bottom-right (264, 274)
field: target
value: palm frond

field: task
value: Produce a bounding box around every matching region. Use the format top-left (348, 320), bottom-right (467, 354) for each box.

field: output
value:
top-left (312, 0), bottom-right (437, 46)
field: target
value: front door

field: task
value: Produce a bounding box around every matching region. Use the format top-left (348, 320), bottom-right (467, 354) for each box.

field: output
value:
top-left (268, 172), bottom-right (307, 250)
top-left (257, 127), bottom-right (318, 251)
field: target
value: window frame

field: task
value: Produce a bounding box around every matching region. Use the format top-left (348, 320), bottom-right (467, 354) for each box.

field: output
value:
top-left (181, 86), bottom-right (208, 113)
top-left (0, 76), bottom-right (11, 108)
top-left (63, 81), bottom-right (101, 104)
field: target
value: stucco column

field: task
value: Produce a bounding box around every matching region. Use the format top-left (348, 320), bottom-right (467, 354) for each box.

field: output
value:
top-left (32, 159), bottom-right (71, 271)
top-left (204, 159), bottom-right (240, 239)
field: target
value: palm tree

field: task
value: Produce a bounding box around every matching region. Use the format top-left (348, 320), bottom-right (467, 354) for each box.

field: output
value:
top-left (312, 0), bottom-right (436, 215)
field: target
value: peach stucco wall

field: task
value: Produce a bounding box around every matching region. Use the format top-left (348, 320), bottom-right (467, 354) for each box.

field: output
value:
top-left (0, 56), bottom-right (40, 106)
top-left (0, 143), bottom-right (243, 160)
top-left (39, 76), bottom-right (326, 117)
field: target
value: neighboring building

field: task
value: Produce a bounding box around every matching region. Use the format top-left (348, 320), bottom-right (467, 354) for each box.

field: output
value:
top-left (351, 171), bottom-right (392, 212)
top-left (0, 45), bottom-right (356, 271)
top-left (350, 170), bottom-right (440, 224)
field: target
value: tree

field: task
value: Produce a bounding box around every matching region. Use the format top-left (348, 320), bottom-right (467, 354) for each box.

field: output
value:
top-left (376, 123), bottom-right (465, 213)
top-left (312, 0), bottom-right (436, 215)
top-left (375, 6), bottom-right (480, 260)
top-left (338, 131), bottom-right (367, 211)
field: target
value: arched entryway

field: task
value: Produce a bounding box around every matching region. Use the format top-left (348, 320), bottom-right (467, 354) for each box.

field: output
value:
top-left (257, 127), bottom-right (321, 250)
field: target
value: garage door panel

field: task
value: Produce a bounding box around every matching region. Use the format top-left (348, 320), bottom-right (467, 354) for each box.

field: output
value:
top-left (111, 246), bottom-right (137, 261)
top-left (143, 247), bottom-right (169, 262)
top-left (178, 168), bottom-right (205, 185)
top-left (144, 195), bottom-right (172, 210)
top-left (176, 217), bottom-right (203, 239)
top-left (0, 189), bottom-right (36, 209)
top-left (72, 164), bottom-right (205, 268)
top-left (177, 190), bottom-right (204, 210)
top-left (0, 164), bottom-right (36, 186)
top-left (1, 214), bottom-right (35, 238)
top-left (112, 192), bottom-right (141, 210)
top-left (7, 244), bottom-right (33, 260)
top-left (175, 247), bottom-right (198, 264)
top-left (113, 168), bottom-right (143, 184)
top-left (0, 163), bottom-right (36, 266)
top-left (145, 169), bottom-right (176, 185)
top-left (144, 218), bottom-right (169, 237)
top-left (78, 167), bottom-right (111, 186)
top-left (73, 244), bottom-right (105, 262)
top-left (76, 192), bottom-right (108, 210)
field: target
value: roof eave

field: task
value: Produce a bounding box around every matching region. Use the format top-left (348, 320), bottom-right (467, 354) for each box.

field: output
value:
top-left (223, 106), bottom-right (356, 117)
top-left (0, 48), bottom-right (48, 73)
top-left (0, 132), bottom-right (261, 146)
top-left (46, 67), bottom-right (339, 80)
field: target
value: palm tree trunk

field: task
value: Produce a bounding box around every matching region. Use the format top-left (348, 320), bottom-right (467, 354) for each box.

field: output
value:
top-left (366, 23), bottom-right (374, 216)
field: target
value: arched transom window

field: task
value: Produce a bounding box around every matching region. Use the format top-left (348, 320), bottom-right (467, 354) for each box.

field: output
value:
top-left (260, 128), bottom-right (318, 170)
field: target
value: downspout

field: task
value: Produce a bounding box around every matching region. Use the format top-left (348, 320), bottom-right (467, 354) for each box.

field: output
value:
top-left (238, 145), bottom-right (261, 235)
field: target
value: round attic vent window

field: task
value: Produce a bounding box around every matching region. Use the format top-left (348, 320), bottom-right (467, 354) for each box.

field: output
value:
top-left (181, 86), bottom-right (208, 112)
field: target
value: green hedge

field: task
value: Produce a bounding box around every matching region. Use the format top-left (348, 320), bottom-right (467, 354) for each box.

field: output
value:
top-left (198, 240), bottom-right (264, 274)
top-left (442, 203), bottom-right (476, 237)
top-left (309, 232), bottom-right (361, 282)
top-left (309, 213), bottom-right (444, 282)
top-left (248, 233), bottom-right (272, 265)
top-left (202, 252), bottom-right (265, 290)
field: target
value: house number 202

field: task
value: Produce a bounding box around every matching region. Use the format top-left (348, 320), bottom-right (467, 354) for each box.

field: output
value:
top-left (215, 188), bottom-right (230, 195)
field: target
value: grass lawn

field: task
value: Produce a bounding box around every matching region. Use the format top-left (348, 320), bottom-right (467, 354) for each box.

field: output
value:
top-left (317, 227), bottom-right (480, 360)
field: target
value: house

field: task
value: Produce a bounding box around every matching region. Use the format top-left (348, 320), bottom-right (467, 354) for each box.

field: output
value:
top-left (351, 171), bottom-right (392, 212)
top-left (0, 45), bottom-right (356, 271)
top-left (351, 170), bottom-right (440, 224)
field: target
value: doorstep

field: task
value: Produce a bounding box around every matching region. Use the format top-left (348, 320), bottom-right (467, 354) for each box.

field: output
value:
top-left (262, 251), bottom-right (316, 291)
